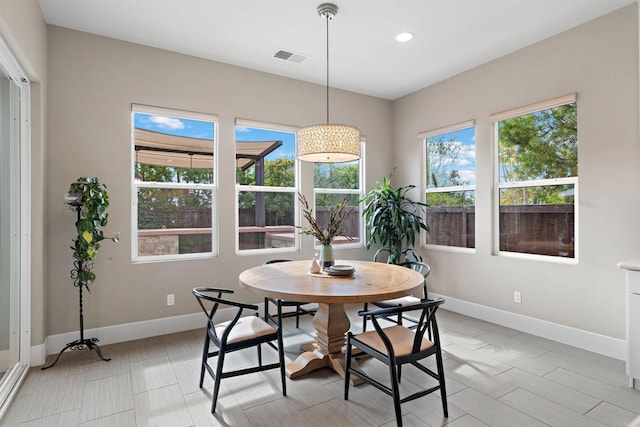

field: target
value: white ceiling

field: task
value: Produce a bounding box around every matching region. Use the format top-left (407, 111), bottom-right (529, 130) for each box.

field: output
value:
top-left (38, 0), bottom-right (635, 100)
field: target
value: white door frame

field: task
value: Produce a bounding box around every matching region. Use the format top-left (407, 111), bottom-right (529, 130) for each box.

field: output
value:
top-left (0, 34), bottom-right (31, 417)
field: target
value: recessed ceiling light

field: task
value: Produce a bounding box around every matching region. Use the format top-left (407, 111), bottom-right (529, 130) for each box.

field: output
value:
top-left (395, 32), bottom-right (414, 42)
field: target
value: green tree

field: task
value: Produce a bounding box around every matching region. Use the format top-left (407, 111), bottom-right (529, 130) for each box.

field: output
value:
top-left (314, 163), bottom-right (359, 189)
top-left (426, 135), bottom-right (474, 206)
top-left (264, 158), bottom-right (295, 224)
top-left (427, 191), bottom-right (474, 207)
top-left (136, 162), bottom-right (212, 230)
top-left (314, 162), bottom-right (359, 206)
top-left (265, 158), bottom-right (295, 186)
top-left (236, 166), bottom-right (255, 208)
top-left (236, 158), bottom-right (296, 224)
top-left (498, 102), bottom-right (577, 204)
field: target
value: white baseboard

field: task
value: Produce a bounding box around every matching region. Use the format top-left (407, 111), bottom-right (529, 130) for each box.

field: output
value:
top-left (37, 297), bottom-right (625, 363)
top-left (30, 342), bottom-right (46, 367)
top-left (432, 292), bottom-right (626, 361)
top-left (42, 303), bottom-right (270, 358)
top-left (45, 311), bottom-right (205, 356)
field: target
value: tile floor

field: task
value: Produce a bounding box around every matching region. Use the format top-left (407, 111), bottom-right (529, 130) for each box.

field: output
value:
top-left (1, 305), bottom-right (639, 426)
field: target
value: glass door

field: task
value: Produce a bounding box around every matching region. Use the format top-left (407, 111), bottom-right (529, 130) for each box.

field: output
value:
top-left (0, 39), bottom-right (30, 415)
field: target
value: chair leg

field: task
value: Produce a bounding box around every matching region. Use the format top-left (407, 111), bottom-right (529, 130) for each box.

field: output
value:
top-left (211, 351), bottom-right (226, 413)
top-left (277, 328), bottom-right (287, 396)
top-left (257, 343), bottom-right (263, 366)
top-left (362, 303), bottom-right (369, 332)
top-left (344, 334), bottom-right (353, 400)
top-left (264, 297), bottom-right (270, 324)
top-left (295, 304), bottom-right (300, 328)
top-left (397, 364), bottom-right (402, 383)
top-left (277, 301), bottom-right (284, 330)
top-left (199, 334), bottom-right (210, 388)
top-left (389, 360), bottom-right (403, 427)
top-left (436, 344), bottom-right (448, 418)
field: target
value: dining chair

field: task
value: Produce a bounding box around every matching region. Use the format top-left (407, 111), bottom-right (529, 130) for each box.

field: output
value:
top-left (192, 287), bottom-right (287, 413)
top-left (362, 261), bottom-right (430, 332)
top-left (263, 259), bottom-right (317, 328)
top-left (345, 298), bottom-right (448, 427)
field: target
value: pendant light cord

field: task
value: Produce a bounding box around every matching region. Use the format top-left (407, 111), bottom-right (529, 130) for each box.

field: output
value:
top-left (325, 12), bottom-right (330, 124)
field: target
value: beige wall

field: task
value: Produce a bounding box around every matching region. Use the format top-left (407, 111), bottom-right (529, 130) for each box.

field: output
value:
top-left (46, 26), bottom-right (392, 335)
top-left (18, 2), bottom-right (640, 342)
top-left (392, 4), bottom-right (639, 339)
top-left (0, 0), bottom-right (47, 345)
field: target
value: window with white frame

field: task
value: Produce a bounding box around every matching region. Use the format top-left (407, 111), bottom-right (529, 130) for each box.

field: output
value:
top-left (423, 122), bottom-right (476, 249)
top-left (492, 94), bottom-right (577, 259)
top-left (132, 104), bottom-right (218, 261)
top-left (235, 120), bottom-right (298, 253)
top-left (313, 141), bottom-right (365, 246)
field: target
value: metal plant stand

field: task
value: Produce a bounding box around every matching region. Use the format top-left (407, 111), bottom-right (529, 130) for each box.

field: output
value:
top-left (42, 201), bottom-right (110, 370)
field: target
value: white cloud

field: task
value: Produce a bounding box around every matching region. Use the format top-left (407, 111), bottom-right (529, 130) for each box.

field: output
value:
top-left (150, 115), bottom-right (184, 130)
top-left (444, 141), bottom-right (475, 167)
top-left (236, 126), bottom-right (251, 133)
top-left (459, 170), bottom-right (476, 182)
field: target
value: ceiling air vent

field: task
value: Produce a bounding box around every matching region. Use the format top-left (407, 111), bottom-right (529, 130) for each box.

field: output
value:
top-left (273, 49), bottom-right (307, 64)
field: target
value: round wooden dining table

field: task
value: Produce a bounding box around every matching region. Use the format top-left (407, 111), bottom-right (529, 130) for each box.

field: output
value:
top-left (239, 259), bottom-right (424, 382)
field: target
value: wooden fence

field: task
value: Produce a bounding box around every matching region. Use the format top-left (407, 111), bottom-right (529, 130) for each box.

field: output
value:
top-left (139, 204), bottom-right (574, 257)
top-left (427, 204), bottom-right (574, 257)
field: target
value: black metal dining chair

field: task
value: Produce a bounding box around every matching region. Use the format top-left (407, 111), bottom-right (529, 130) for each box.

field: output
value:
top-left (192, 287), bottom-right (287, 413)
top-left (263, 259), bottom-right (317, 328)
top-left (362, 261), bottom-right (430, 332)
top-left (345, 298), bottom-right (448, 427)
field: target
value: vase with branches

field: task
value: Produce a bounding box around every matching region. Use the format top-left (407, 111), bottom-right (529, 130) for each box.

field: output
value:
top-left (298, 193), bottom-right (352, 267)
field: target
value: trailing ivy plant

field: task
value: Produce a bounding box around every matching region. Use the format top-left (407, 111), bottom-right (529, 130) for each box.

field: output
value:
top-left (361, 175), bottom-right (429, 264)
top-left (68, 177), bottom-right (119, 290)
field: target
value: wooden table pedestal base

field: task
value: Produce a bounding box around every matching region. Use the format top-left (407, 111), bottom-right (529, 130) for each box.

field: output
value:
top-left (285, 342), bottom-right (364, 385)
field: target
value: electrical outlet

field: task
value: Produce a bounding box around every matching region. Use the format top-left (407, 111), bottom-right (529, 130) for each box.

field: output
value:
top-left (513, 291), bottom-right (522, 304)
top-left (167, 294), bottom-right (175, 306)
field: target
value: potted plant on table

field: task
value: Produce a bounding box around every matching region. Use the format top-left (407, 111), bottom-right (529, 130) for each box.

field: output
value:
top-left (298, 193), bottom-right (353, 268)
top-left (361, 174), bottom-right (429, 264)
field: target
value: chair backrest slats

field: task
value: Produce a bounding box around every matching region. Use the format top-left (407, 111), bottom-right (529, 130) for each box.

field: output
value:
top-left (399, 261), bottom-right (430, 299)
top-left (192, 287), bottom-right (258, 343)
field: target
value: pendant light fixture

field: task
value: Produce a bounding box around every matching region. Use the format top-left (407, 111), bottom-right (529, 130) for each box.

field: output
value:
top-left (296, 3), bottom-right (360, 163)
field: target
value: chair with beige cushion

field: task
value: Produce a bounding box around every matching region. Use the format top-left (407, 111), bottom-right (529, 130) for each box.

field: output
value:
top-left (345, 298), bottom-right (447, 427)
top-left (362, 261), bottom-right (430, 332)
top-left (192, 287), bottom-right (286, 413)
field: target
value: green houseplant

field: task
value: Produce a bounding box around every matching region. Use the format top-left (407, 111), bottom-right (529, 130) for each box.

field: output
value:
top-left (67, 177), bottom-right (119, 290)
top-left (361, 175), bottom-right (429, 264)
top-left (42, 177), bottom-right (120, 369)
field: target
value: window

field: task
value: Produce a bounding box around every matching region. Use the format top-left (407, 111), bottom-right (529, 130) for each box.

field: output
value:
top-left (235, 120), bottom-right (298, 253)
top-left (422, 121), bottom-right (476, 249)
top-left (492, 94), bottom-right (577, 259)
top-left (132, 104), bottom-right (218, 261)
top-left (313, 141), bottom-right (365, 246)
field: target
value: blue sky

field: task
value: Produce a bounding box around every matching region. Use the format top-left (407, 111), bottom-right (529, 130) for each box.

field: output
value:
top-left (134, 113), bottom-right (214, 140)
top-left (135, 113), bottom-right (295, 161)
top-left (426, 126), bottom-right (476, 186)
